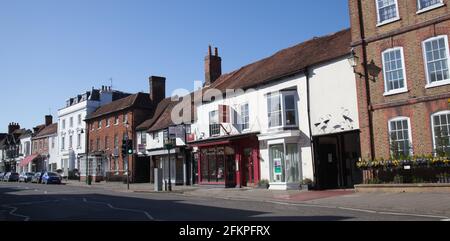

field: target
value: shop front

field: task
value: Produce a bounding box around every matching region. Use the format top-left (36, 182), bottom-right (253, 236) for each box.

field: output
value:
top-left (190, 134), bottom-right (260, 188)
top-left (147, 147), bottom-right (189, 186)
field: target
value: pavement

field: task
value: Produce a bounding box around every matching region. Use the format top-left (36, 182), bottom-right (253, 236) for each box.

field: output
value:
top-left (62, 180), bottom-right (450, 219)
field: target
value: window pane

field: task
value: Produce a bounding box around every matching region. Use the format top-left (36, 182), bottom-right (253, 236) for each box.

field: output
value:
top-left (383, 49), bottom-right (406, 92)
top-left (378, 0), bottom-right (398, 22)
top-left (419, 0), bottom-right (442, 9)
top-left (286, 144), bottom-right (300, 183)
top-left (424, 37), bottom-right (450, 83)
top-left (389, 118), bottom-right (412, 157)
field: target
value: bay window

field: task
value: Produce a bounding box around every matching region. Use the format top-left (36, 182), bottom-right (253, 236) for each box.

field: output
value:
top-left (267, 91), bottom-right (298, 128)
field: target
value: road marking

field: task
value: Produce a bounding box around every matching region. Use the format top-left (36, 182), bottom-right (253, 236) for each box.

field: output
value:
top-left (1, 205), bottom-right (30, 221)
top-left (441, 219), bottom-right (450, 221)
top-left (82, 198), bottom-right (155, 221)
top-left (180, 193), bottom-right (449, 220)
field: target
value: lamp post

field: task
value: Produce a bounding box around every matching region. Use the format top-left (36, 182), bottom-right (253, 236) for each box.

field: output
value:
top-left (80, 129), bottom-right (90, 185)
top-left (164, 134), bottom-right (175, 192)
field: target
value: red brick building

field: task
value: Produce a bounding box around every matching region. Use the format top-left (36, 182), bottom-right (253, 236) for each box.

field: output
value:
top-left (83, 76), bottom-right (165, 183)
top-left (30, 115), bottom-right (57, 172)
top-left (349, 0), bottom-right (450, 163)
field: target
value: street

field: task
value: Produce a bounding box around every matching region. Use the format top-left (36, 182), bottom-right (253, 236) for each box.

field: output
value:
top-left (0, 182), bottom-right (445, 221)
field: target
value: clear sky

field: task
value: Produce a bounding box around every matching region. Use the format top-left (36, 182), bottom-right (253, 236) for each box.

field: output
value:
top-left (0, 0), bottom-right (350, 133)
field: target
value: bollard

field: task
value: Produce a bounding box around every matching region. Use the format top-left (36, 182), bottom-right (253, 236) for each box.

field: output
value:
top-left (154, 168), bottom-right (163, 192)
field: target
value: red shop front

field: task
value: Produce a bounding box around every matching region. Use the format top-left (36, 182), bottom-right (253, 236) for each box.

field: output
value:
top-left (190, 134), bottom-right (260, 188)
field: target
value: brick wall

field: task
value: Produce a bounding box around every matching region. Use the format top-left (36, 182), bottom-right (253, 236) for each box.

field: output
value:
top-left (349, 0), bottom-right (450, 160)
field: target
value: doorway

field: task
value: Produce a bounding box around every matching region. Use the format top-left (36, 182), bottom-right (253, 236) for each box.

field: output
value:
top-left (242, 148), bottom-right (255, 186)
top-left (225, 155), bottom-right (236, 188)
top-left (314, 131), bottom-right (362, 190)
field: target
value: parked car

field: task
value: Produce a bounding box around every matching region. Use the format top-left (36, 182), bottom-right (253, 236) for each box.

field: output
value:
top-left (19, 172), bottom-right (35, 183)
top-left (41, 172), bottom-right (62, 185)
top-left (31, 172), bottom-right (45, 184)
top-left (3, 172), bottom-right (20, 182)
top-left (0, 172), bottom-right (5, 180)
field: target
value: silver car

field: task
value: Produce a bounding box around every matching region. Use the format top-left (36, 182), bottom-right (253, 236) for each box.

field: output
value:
top-left (19, 172), bottom-right (35, 183)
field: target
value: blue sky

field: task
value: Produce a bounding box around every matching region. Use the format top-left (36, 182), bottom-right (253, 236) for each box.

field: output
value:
top-left (0, 0), bottom-right (350, 132)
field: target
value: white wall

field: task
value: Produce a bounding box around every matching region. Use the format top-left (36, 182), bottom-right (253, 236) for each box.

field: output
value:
top-left (309, 57), bottom-right (359, 136)
top-left (48, 134), bottom-right (59, 170)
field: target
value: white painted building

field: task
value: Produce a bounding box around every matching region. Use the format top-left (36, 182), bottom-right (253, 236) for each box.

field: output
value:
top-left (17, 131), bottom-right (32, 173)
top-left (57, 86), bottom-right (129, 175)
top-left (188, 29), bottom-right (361, 190)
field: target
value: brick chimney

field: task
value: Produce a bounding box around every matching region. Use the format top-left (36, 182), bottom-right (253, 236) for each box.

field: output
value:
top-left (205, 45), bottom-right (222, 86)
top-left (8, 122), bottom-right (20, 134)
top-left (149, 76), bottom-right (166, 104)
top-left (45, 115), bottom-right (53, 126)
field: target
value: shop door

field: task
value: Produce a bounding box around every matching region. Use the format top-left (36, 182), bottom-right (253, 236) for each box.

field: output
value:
top-left (318, 144), bottom-right (339, 189)
top-left (242, 148), bottom-right (254, 186)
top-left (225, 155), bottom-right (236, 188)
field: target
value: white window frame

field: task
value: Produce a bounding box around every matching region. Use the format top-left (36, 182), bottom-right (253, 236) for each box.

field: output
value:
top-left (106, 118), bottom-right (110, 127)
top-left (267, 91), bottom-right (299, 129)
top-left (382, 47), bottom-right (408, 96)
top-left (375, 0), bottom-right (401, 27)
top-left (114, 116), bottom-right (119, 125)
top-left (283, 91), bottom-right (299, 127)
top-left (417, 0), bottom-right (444, 14)
top-left (388, 116), bottom-right (413, 156)
top-left (240, 103), bottom-right (250, 131)
top-left (431, 110), bottom-right (450, 155)
top-left (69, 135), bottom-right (73, 149)
top-left (61, 136), bottom-right (65, 151)
top-left (423, 35), bottom-right (450, 88)
top-left (77, 133), bottom-right (81, 148)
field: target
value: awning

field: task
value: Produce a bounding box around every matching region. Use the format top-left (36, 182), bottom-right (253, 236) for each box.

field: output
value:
top-left (19, 154), bottom-right (39, 167)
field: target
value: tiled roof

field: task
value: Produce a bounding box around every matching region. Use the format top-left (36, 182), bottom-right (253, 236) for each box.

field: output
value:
top-left (86, 92), bottom-right (154, 120)
top-left (34, 123), bottom-right (58, 138)
top-left (137, 29), bottom-right (352, 133)
top-left (209, 28), bottom-right (351, 91)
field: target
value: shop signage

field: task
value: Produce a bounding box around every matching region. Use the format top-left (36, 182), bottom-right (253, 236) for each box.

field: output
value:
top-left (274, 158), bottom-right (282, 174)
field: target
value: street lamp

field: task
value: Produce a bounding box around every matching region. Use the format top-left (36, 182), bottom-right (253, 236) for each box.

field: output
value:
top-left (80, 129), bottom-right (90, 185)
top-left (348, 48), bottom-right (382, 81)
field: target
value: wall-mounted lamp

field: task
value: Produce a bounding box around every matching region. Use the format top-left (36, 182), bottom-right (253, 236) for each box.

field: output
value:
top-left (348, 48), bottom-right (382, 82)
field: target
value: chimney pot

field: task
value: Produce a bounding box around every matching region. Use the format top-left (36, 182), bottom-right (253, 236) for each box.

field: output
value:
top-left (215, 47), bottom-right (218, 56)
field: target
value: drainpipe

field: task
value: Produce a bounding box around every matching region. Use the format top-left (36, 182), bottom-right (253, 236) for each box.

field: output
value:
top-left (305, 66), bottom-right (316, 188)
top-left (357, 0), bottom-right (375, 161)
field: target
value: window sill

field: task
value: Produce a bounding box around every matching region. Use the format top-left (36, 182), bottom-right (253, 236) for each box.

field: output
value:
top-left (417, 3), bottom-right (445, 14)
top-left (383, 89), bottom-right (409, 96)
top-left (377, 17), bottom-right (401, 27)
top-left (425, 79), bottom-right (450, 89)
